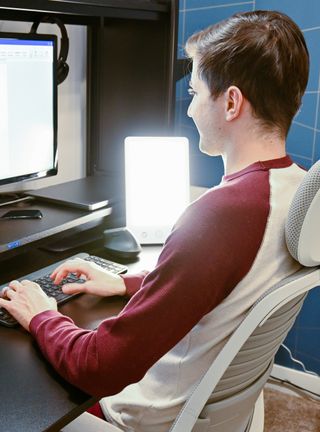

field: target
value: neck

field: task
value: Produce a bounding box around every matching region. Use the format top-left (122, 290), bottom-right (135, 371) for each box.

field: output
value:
top-left (222, 129), bottom-right (286, 176)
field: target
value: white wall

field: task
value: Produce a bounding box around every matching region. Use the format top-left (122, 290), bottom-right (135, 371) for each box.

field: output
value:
top-left (0, 20), bottom-right (87, 193)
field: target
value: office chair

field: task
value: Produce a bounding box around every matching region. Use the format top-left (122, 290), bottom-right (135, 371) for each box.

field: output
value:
top-left (62, 159), bottom-right (320, 432)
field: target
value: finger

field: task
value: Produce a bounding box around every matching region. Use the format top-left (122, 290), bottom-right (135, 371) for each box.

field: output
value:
top-left (51, 262), bottom-right (89, 283)
top-left (50, 266), bottom-right (66, 280)
top-left (50, 260), bottom-right (77, 279)
top-left (0, 297), bottom-right (11, 310)
top-left (62, 282), bottom-right (88, 295)
top-left (55, 269), bottom-right (88, 285)
top-left (51, 258), bottom-right (86, 279)
top-left (20, 279), bottom-right (42, 290)
top-left (20, 279), bottom-right (34, 285)
top-left (4, 288), bottom-right (17, 300)
top-left (8, 280), bottom-right (23, 291)
top-left (1, 287), bottom-right (9, 298)
top-left (51, 269), bottom-right (75, 285)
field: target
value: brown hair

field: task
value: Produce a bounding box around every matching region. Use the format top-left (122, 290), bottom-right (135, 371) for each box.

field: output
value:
top-left (186, 10), bottom-right (309, 136)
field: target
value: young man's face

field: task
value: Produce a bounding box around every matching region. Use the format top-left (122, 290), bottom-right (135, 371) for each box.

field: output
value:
top-left (187, 59), bottom-right (226, 156)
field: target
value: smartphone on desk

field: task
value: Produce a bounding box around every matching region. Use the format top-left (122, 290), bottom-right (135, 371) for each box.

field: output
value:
top-left (0, 209), bottom-right (43, 220)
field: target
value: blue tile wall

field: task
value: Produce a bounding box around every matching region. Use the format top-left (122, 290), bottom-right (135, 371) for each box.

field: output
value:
top-left (175, 0), bottom-right (320, 374)
top-left (183, 3), bottom-right (251, 43)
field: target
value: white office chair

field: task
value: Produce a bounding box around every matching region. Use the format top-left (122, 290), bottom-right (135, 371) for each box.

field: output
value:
top-left (62, 160), bottom-right (320, 432)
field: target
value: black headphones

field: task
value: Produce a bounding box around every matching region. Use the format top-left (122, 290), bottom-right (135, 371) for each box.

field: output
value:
top-left (30, 15), bottom-right (69, 85)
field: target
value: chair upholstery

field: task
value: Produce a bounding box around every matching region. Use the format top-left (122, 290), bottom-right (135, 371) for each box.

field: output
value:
top-left (286, 160), bottom-right (320, 266)
top-left (61, 160), bottom-right (320, 432)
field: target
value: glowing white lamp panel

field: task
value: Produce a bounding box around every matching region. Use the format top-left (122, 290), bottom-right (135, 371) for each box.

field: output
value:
top-left (125, 137), bottom-right (190, 244)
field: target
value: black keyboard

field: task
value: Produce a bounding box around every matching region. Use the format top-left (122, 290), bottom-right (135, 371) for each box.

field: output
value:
top-left (0, 253), bottom-right (128, 327)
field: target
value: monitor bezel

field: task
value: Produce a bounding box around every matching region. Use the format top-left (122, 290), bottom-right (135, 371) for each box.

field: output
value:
top-left (0, 31), bottom-right (58, 186)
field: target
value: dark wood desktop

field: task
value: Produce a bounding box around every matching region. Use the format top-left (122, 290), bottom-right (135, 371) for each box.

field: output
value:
top-left (0, 242), bottom-right (160, 432)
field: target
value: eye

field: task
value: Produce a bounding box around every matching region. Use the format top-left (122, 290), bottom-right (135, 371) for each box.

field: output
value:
top-left (188, 88), bottom-right (196, 96)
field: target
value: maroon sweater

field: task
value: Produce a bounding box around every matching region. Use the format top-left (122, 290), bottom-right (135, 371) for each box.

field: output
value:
top-left (29, 157), bottom-right (294, 399)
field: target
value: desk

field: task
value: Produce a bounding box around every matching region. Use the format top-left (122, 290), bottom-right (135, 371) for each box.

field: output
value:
top-left (0, 245), bottom-right (160, 432)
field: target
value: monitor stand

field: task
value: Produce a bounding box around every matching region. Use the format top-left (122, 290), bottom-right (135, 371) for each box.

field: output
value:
top-left (41, 226), bottom-right (104, 253)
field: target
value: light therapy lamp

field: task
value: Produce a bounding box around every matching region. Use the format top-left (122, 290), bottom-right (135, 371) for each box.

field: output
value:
top-left (124, 136), bottom-right (190, 244)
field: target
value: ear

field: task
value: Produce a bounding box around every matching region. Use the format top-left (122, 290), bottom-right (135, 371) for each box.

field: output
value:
top-left (224, 86), bottom-right (243, 121)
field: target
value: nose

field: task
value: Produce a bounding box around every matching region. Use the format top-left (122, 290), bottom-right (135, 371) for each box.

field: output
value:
top-left (187, 99), bottom-right (193, 118)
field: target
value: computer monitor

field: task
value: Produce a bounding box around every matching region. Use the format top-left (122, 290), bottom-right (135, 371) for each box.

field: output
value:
top-left (0, 32), bottom-right (57, 189)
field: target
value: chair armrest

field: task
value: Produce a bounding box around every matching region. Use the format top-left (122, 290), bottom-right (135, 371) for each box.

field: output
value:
top-left (61, 412), bottom-right (123, 432)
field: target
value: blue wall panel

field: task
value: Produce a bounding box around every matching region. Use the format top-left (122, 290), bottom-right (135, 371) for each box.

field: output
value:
top-left (176, 0), bottom-right (320, 374)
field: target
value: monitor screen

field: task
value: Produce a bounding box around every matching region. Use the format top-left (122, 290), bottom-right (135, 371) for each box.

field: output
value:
top-left (0, 32), bottom-right (57, 187)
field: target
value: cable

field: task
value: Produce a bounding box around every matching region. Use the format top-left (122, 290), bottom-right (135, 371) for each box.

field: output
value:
top-left (268, 376), bottom-right (320, 401)
top-left (268, 343), bottom-right (320, 401)
top-left (280, 344), bottom-right (319, 377)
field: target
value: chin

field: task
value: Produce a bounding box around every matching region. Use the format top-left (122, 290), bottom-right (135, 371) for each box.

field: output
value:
top-left (199, 140), bottom-right (219, 157)
top-left (199, 139), bottom-right (210, 155)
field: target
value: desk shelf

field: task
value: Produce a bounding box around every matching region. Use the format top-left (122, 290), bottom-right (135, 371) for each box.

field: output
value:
top-left (0, 200), bottom-right (111, 259)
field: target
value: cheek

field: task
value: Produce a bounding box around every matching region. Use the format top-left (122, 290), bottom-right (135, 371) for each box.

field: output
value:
top-left (188, 97), bottom-right (204, 122)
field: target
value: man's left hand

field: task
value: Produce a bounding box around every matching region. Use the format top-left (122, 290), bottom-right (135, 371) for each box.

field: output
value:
top-left (0, 280), bottom-right (57, 331)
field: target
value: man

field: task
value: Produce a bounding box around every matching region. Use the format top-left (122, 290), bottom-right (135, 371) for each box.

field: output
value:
top-left (0, 10), bottom-right (309, 432)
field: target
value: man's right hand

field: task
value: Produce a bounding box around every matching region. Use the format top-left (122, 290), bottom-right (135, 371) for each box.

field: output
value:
top-left (50, 258), bottom-right (126, 297)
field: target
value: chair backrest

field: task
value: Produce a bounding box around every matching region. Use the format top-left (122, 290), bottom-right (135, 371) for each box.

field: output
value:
top-left (208, 292), bottom-right (305, 404)
top-left (170, 160), bottom-right (320, 432)
top-left (286, 160), bottom-right (320, 266)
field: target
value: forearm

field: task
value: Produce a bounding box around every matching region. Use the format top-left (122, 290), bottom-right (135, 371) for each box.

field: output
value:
top-left (29, 310), bottom-right (148, 397)
top-left (122, 271), bottom-right (149, 297)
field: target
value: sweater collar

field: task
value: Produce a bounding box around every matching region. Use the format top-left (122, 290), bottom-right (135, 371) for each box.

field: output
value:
top-left (223, 155), bottom-right (293, 182)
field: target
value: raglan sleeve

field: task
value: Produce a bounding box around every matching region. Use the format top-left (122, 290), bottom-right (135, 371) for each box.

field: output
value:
top-left (29, 187), bottom-right (266, 398)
